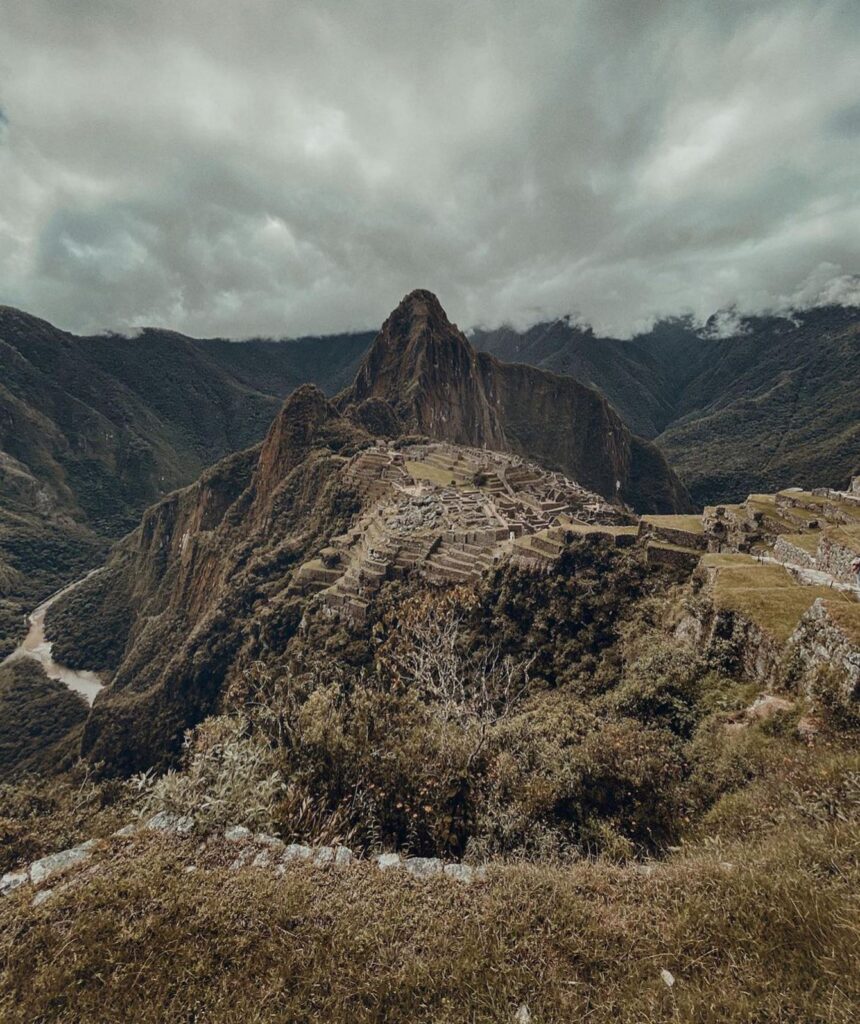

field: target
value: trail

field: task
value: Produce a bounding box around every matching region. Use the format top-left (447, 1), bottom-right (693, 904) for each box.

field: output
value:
top-left (2, 569), bottom-right (105, 705)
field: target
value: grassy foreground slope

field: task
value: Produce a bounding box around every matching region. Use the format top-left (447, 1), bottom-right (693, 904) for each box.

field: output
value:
top-left (0, 731), bottom-right (857, 1023)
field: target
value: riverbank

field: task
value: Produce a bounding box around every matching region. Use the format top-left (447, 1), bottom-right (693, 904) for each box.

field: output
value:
top-left (2, 570), bottom-right (105, 705)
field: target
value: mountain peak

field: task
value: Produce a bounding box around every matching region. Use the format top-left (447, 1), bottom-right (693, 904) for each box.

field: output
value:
top-left (385, 288), bottom-right (462, 349)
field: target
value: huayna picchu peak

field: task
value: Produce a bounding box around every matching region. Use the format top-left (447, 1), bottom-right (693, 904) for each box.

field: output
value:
top-left (338, 290), bottom-right (692, 514)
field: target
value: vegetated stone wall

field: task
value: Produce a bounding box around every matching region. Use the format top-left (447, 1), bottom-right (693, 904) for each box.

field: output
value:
top-left (772, 536), bottom-right (817, 570)
top-left (0, 815), bottom-right (486, 906)
top-left (816, 534), bottom-right (860, 584)
top-left (788, 598), bottom-right (860, 698)
top-left (676, 591), bottom-right (783, 685)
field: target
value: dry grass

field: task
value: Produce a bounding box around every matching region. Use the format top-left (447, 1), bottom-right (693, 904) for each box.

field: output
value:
top-left (0, 814), bottom-right (856, 1024)
top-left (641, 514), bottom-right (704, 534)
top-left (700, 552), bottom-right (760, 568)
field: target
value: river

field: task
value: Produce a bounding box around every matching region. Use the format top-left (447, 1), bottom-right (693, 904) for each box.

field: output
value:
top-left (2, 570), bottom-right (105, 706)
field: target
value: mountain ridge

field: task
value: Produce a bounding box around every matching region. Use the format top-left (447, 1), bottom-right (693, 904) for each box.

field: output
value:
top-left (337, 290), bottom-right (690, 514)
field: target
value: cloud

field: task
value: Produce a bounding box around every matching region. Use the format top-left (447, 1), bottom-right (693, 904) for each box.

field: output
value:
top-left (0, 0), bottom-right (857, 339)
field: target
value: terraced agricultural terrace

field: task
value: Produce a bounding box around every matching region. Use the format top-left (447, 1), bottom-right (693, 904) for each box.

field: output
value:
top-left (287, 441), bottom-right (631, 619)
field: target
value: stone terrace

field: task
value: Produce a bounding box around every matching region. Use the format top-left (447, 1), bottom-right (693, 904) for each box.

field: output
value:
top-left (287, 441), bottom-right (631, 619)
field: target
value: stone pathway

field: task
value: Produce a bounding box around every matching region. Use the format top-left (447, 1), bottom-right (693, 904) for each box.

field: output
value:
top-left (0, 814), bottom-right (487, 906)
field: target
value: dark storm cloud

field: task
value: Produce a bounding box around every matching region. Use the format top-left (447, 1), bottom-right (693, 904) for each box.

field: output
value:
top-left (0, 0), bottom-right (858, 338)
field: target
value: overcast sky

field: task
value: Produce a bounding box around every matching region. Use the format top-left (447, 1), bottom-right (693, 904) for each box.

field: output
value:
top-left (1, 0), bottom-right (858, 339)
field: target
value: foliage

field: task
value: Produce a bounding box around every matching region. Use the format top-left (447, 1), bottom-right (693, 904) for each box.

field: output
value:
top-left (0, 660), bottom-right (88, 781)
top-left (138, 716), bottom-right (285, 831)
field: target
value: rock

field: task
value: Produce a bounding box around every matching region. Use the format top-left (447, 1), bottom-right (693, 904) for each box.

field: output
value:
top-left (632, 863), bottom-right (656, 878)
top-left (282, 843), bottom-right (313, 862)
top-left (0, 869), bottom-right (28, 896)
top-left (31, 888), bottom-right (55, 908)
top-left (146, 812), bottom-right (194, 834)
top-left (224, 825), bottom-right (252, 842)
top-left (313, 846), bottom-right (335, 865)
top-left (374, 852), bottom-right (402, 871)
top-left (514, 1005), bottom-right (532, 1023)
top-left (796, 715), bottom-right (821, 742)
top-left (745, 694), bottom-right (794, 722)
top-left (29, 842), bottom-right (94, 885)
top-left (403, 857), bottom-right (443, 878)
top-left (660, 968), bottom-right (676, 988)
top-left (334, 846), bottom-right (354, 866)
top-left (112, 823), bottom-right (138, 838)
top-left (254, 833), bottom-right (286, 853)
top-left (443, 862), bottom-right (474, 882)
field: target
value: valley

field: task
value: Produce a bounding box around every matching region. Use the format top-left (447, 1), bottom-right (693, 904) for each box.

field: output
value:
top-left (1, 291), bottom-right (858, 1023)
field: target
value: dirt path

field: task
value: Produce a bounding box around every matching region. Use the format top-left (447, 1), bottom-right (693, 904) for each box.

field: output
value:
top-left (2, 570), bottom-right (105, 705)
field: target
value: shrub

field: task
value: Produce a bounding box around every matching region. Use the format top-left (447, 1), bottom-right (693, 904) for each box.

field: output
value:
top-left (139, 716), bottom-right (285, 831)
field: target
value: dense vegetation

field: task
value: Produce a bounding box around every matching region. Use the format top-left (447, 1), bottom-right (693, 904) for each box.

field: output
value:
top-left (127, 541), bottom-right (832, 866)
top-left (0, 660), bottom-right (88, 781)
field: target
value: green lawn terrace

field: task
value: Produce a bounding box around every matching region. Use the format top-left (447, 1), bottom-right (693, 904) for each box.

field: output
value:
top-left (703, 482), bottom-right (860, 586)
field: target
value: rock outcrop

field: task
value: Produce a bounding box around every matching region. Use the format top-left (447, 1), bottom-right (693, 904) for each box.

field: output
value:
top-left (338, 290), bottom-right (691, 514)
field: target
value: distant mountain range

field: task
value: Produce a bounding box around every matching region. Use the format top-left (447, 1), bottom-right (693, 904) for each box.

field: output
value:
top-left (473, 305), bottom-right (860, 505)
top-left (2, 297), bottom-right (858, 657)
top-left (0, 306), bottom-right (370, 654)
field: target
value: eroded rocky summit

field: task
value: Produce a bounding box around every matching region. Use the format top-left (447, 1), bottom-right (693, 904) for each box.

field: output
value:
top-left (338, 290), bottom-right (691, 513)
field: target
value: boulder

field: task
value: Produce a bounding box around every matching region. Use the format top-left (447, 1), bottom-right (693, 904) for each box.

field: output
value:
top-left (30, 841), bottom-right (96, 886)
top-left (403, 857), bottom-right (443, 878)
top-left (0, 869), bottom-right (28, 896)
top-left (146, 812), bottom-right (194, 835)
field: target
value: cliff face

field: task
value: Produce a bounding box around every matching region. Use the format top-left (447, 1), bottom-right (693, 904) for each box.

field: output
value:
top-left (59, 387), bottom-right (369, 773)
top-left (339, 290), bottom-right (690, 513)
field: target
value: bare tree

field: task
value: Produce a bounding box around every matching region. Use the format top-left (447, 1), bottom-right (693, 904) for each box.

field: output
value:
top-left (383, 602), bottom-right (534, 764)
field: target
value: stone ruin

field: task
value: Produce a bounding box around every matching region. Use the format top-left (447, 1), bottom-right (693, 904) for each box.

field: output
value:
top-left (286, 441), bottom-right (633, 620)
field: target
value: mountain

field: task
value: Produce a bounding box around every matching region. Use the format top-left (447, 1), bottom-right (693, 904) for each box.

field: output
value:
top-left (337, 290), bottom-right (691, 514)
top-left (474, 306), bottom-right (860, 505)
top-left (0, 306), bottom-right (372, 656)
top-left (44, 291), bottom-right (691, 773)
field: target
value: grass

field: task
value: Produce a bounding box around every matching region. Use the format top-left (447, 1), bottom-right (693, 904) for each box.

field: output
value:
top-left (405, 460), bottom-right (456, 487)
top-left (824, 598), bottom-right (860, 644)
top-left (645, 540), bottom-right (702, 555)
top-left (563, 522), bottom-right (639, 538)
top-left (700, 552), bottom-right (759, 567)
top-left (711, 562), bottom-right (855, 642)
top-left (0, 807), bottom-right (857, 1024)
top-left (641, 514), bottom-right (704, 534)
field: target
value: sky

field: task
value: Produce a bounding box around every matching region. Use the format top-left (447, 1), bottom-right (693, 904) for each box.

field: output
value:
top-left (0, 0), bottom-right (858, 340)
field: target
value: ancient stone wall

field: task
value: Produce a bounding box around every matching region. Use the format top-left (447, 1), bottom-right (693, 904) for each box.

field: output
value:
top-left (788, 598), bottom-right (860, 698)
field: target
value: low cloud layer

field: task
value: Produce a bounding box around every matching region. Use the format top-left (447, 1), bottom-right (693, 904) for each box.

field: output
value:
top-left (1, 1), bottom-right (858, 339)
